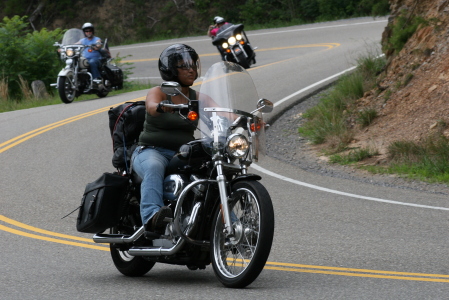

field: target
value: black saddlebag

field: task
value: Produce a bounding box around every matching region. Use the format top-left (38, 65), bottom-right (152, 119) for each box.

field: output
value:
top-left (76, 172), bottom-right (129, 233)
top-left (104, 64), bottom-right (124, 89)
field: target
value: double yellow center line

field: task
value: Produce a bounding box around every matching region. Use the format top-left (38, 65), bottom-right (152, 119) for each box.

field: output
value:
top-left (2, 215), bottom-right (449, 282)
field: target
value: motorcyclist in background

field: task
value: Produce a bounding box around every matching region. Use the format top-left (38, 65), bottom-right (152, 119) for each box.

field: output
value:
top-left (207, 16), bottom-right (233, 60)
top-left (77, 22), bottom-right (103, 81)
top-left (207, 16), bottom-right (232, 38)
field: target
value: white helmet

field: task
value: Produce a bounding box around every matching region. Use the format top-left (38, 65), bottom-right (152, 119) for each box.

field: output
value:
top-left (213, 16), bottom-right (225, 24)
top-left (82, 22), bottom-right (94, 32)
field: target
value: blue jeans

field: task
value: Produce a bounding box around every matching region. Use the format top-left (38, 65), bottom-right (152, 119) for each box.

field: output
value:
top-left (131, 146), bottom-right (175, 225)
top-left (87, 58), bottom-right (101, 79)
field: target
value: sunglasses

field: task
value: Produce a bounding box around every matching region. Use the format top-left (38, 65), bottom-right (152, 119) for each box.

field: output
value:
top-left (176, 64), bottom-right (197, 70)
top-left (84, 30), bottom-right (93, 33)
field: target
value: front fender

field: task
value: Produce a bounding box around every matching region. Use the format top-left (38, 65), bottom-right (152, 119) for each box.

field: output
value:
top-left (57, 69), bottom-right (73, 77)
top-left (230, 174), bottom-right (261, 185)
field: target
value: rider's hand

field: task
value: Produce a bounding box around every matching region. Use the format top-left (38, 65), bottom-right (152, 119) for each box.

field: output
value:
top-left (156, 100), bottom-right (172, 114)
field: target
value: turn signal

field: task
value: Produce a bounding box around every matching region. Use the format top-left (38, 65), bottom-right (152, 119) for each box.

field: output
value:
top-left (88, 49), bottom-right (92, 52)
top-left (187, 111), bottom-right (199, 121)
top-left (250, 123), bottom-right (263, 132)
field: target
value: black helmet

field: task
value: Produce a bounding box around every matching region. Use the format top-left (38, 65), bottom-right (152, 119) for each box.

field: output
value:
top-left (82, 22), bottom-right (94, 35)
top-left (158, 44), bottom-right (201, 82)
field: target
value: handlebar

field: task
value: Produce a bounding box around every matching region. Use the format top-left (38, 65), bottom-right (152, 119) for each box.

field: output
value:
top-left (160, 103), bottom-right (189, 109)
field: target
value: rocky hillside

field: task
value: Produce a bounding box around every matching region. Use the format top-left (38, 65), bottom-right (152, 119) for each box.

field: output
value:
top-left (353, 0), bottom-right (449, 158)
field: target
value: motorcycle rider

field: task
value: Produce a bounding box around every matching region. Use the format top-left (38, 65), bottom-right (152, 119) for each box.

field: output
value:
top-left (207, 16), bottom-right (232, 38)
top-left (131, 44), bottom-right (201, 234)
top-left (77, 22), bottom-right (103, 81)
top-left (208, 16), bottom-right (233, 60)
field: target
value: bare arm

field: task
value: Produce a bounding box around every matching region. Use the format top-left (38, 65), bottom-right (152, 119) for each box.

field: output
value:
top-left (145, 87), bottom-right (170, 115)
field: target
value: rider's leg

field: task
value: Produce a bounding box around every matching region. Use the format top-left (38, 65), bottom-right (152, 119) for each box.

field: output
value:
top-left (88, 58), bottom-right (101, 79)
top-left (131, 146), bottom-right (175, 226)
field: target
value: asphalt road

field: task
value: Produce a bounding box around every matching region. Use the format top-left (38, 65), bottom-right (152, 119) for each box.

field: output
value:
top-left (2, 17), bottom-right (449, 299)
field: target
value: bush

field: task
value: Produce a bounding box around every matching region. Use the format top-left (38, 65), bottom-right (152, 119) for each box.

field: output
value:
top-left (0, 15), bottom-right (63, 99)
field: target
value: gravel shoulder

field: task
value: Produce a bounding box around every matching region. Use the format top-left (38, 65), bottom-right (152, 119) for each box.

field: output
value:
top-left (265, 90), bottom-right (449, 196)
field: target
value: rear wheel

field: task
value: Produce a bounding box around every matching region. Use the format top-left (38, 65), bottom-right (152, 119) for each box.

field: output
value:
top-left (211, 180), bottom-right (274, 288)
top-left (110, 244), bottom-right (155, 277)
top-left (58, 75), bottom-right (76, 103)
top-left (110, 222), bottom-right (155, 276)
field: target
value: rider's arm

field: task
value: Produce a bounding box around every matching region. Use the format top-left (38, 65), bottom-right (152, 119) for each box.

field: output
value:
top-left (146, 87), bottom-right (171, 115)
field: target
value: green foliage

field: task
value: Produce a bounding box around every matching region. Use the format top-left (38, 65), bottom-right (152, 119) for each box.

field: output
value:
top-left (299, 52), bottom-right (385, 150)
top-left (385, 11), bottom-right (428, 53)
top-left (357, 108), bottom-right (377, 127)
top-left (330, 147), bottom-right (378, 164)
top-left (0, 15), bottom-right (63, 99)
top-left (380, 136), bottom-right (449, 183)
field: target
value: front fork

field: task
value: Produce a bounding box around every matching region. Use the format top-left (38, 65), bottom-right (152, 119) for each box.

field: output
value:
top-left (215, 159), bottom-right (235, 237)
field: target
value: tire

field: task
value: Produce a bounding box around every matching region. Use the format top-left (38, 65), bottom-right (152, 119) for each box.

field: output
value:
top-left (210, 180), bottom-right (274, 288)
top-left (236, 52), bottom-right (250, 69)
top-left (110, 226), bottom-right (155, 277)
top-left (58, 75), bottom-right (76, 103)
top-left (96, 89), bottom-right (109, 98)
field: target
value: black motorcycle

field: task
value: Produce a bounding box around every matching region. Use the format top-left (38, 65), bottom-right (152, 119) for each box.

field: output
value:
top-left (51, 28), bottom-right (123, 104)
top-left (212, 24), bottom-right (256, 69)
top-left (90, 62), bottom-right (274, 288)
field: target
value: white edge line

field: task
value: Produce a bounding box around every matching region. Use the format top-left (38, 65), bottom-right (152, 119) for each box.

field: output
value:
top-left (258, 63), bottom-right (449, 211)
top-left (252, 164), bottom-right (449, 211)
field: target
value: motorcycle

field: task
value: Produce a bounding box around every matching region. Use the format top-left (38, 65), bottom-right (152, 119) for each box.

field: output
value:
top-left (212, 24), bottom-right (257, 69)
top-left (93, 61), bottom-right (274, 288)
top-left (51, 28), bottom-right (123, 104)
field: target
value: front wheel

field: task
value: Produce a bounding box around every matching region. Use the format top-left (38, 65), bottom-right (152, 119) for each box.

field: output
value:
top-left (58, 75), bottom-right (76, 103)
top-left (211, 180), bottom-right (274, 288)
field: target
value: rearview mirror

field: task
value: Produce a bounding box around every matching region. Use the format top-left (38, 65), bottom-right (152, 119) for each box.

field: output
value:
top-left (161, 81), bottom-right (181, 96)
top-left (256, 98), bottom-right (273, 113)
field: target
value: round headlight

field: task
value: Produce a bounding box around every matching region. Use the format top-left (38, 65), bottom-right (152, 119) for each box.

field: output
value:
top-left (226, 134), bottom-right (249, 158)
top-left (222, 42), bottom-right (229, 49)
top-left (236, 34), bottom-right (242, 40)
top-left (228, 36), bottom-right (236, 45)
top-left (65, 48), bottom-right (74, 57)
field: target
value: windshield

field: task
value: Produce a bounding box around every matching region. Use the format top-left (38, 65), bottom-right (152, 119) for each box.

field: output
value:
top-left (61, 28), bottom-right (85, 45)
top-left (198, 61), bottom-right (266, 161)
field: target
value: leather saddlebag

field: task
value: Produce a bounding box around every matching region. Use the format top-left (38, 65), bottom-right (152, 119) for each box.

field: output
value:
top-left (76, 172), bottom-right (129, 233)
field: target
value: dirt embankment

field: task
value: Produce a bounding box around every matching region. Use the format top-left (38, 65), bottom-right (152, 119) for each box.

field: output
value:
top-left (351, 0), bottom-right (449, 158)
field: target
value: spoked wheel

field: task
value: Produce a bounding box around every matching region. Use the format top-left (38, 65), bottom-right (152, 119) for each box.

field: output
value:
top-left (211, 180), bottom-right (274, 288)
top-left (58, 75), bottom-right (76, 103)
top-left (110, 226), bottom-right (155, 277)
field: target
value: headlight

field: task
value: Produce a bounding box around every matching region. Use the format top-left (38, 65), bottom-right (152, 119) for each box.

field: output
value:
top-left (236, 34), bottom-right (242, 40)
top-left (222, 42), bottom-right (229, 49)
top-left (65, 48), bottom-right (74, 57)
top-left (228, 36), bottom-right (236, 45)
top-left (226, 134), bottom-right (249, 158)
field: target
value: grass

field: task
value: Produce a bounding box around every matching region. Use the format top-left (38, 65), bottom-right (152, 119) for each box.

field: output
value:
top-left (298, 51), bottom-right (384, 151)
top-left (297, 47), bottom-right (449, 184)
top-left (330, 147), bottom-right (379, 164)
top-left (0, 81), bottom-right (151, 113)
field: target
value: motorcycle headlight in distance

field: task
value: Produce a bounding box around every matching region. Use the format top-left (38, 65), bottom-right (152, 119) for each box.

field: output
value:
top-left (65, 48), bottom-right (74, 57)
top-left (236, 34), bottom-right (242, 41)
top-left (222, 42), bottom-right (229, 49)
top-left (228, 36), bottom-right (236, 45)
top-left (226, 134), bottom-right (249, 158)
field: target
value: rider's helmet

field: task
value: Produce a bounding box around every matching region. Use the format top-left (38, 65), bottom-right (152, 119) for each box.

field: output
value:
top-left (158, 44), bottom-right (201, 83)
top-left (81, 22), bottom-right (94, 36)
top-left (214, 16), bottom-right (225, 25)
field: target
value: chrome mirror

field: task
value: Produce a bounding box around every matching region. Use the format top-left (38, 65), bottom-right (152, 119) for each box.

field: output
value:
top-left (256, 98), bottom-right (273, 113)
top-left (161, 81), bottom-right (182, 96)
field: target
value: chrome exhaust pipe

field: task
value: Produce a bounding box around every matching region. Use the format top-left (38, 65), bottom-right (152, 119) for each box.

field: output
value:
top-left (129, 202), bottom-right (203, 256)
top-left (93, 226), bottom-right (144, 244)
